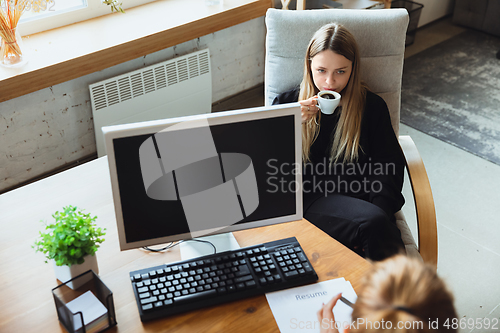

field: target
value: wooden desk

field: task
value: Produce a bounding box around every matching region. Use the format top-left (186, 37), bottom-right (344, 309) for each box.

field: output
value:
top-left (0, 157), bottom-right (371, 332)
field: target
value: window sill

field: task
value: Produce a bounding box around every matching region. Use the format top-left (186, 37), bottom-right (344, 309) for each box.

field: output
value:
top-left (0, 0), bottom-right (271, 103)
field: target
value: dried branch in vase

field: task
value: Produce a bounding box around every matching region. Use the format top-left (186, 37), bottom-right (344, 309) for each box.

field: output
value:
top-left (0, 0), bottom-right (29, 67)
top-left (103, 0), bottom-right (125, 13)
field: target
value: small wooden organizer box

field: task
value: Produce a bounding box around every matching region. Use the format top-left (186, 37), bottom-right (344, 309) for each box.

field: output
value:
top-left (52, 270), bottom-right (117, 333)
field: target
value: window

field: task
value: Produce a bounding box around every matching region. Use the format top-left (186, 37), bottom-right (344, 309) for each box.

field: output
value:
top-left (18, 0), bottom-right (157, 35)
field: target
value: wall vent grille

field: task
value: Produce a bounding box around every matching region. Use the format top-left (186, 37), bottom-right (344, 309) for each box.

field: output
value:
top-left (90, 49), bottom-right (211, 111)
top-left (89, 49), bottom-right (212, 157)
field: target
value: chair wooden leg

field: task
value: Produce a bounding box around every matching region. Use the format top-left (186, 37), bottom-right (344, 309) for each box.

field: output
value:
top-left (281, 0), bottom-right (292, 9)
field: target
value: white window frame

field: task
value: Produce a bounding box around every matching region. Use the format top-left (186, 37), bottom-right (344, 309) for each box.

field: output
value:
top-left (19, 0), bottom-right (158, 36)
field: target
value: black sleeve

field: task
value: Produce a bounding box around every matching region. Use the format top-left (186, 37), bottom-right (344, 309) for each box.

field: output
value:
top-left (362, 92), bottom-right (405, 216)
top-left (272, 88), bottom-right (300, 105)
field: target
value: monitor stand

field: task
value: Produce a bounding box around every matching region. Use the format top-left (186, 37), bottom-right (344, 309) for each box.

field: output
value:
top-left (179, 232), bottom-right (241, 261)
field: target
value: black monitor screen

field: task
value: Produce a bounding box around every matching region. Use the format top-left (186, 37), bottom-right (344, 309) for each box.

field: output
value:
top-left (111, 113), bottom-right (298, 246)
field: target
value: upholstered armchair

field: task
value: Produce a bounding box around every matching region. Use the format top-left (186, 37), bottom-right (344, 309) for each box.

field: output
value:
top-left (264, 8), bottom-right (438, 266)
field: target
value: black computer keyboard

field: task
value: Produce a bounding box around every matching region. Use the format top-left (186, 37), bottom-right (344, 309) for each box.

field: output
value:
top-left (129, 237), bottom-right (318, 321)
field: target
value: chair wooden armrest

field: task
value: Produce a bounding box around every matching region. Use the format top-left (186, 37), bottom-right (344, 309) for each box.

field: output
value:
top-left (399, 135), bottom-right (438, 267)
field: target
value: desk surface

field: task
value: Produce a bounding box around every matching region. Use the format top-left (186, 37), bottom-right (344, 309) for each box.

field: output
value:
top-left (0, 157), bottom-right (371, 332)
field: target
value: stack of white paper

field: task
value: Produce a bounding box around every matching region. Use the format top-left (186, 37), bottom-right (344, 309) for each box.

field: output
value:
top-left (65, 290), bottom-right (109, 333)
top-left (266, 278), bottom-right (357, 333)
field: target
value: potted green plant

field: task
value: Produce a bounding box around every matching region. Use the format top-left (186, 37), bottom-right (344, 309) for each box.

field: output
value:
top-left (33, 205), bottom-right (106, 289)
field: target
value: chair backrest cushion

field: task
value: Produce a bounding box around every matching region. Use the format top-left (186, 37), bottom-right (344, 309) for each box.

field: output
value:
top-left (265, 8), bottom-right (409, 134)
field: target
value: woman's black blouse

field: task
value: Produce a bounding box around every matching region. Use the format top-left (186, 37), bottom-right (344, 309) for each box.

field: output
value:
top-left (273, 88), bottom-right (405, 217)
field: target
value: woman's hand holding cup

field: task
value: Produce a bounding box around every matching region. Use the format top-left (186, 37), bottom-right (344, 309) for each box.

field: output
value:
top-left (300, 91), bottom-right (341, 123)
top-left (299, 97), bottom-right (319, 123)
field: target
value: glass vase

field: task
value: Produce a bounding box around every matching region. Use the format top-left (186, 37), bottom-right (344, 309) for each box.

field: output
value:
top-left (0, 27), bottom-right (28, 68)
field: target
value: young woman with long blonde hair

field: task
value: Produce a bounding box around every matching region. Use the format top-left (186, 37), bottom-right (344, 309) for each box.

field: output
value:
top-left (273, 23), bottom-right (405, 260)
top-left (317, 255), bottom-right (458, 333)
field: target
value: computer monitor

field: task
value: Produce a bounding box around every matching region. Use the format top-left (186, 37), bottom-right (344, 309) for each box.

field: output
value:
top-left (103, 103), bottom-right (302, 252)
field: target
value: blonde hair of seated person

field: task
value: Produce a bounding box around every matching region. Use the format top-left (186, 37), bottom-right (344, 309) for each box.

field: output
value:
top-left (318, 255), bottom-right (458, 333)
top-left (299, 23), bottom-right (367, 164)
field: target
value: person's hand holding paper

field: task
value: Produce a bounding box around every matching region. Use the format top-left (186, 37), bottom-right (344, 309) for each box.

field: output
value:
top-left (317, 293), bottom-right (345, 333)
top-left (265, 277), bottom-right (356, 333)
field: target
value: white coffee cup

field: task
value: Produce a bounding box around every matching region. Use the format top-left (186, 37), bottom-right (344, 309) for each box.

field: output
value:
top-left (317, 91), bottom-right (341, 115)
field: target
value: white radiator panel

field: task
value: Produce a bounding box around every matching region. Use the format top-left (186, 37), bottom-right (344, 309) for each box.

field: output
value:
top-left (90, 49), bottom-right (212, 157)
